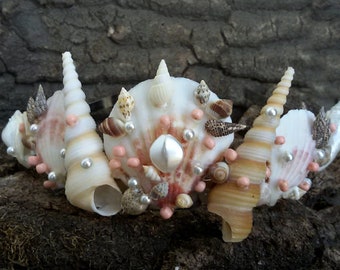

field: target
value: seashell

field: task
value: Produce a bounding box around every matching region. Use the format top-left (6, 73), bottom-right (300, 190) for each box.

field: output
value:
top-left (313, 107), bottom-right (331, 149)
top-left (194, 80), bottom-right (210, 106)
top-left (34, 85), bottom-right (48, 118)
top-left (149, 134), bottom-right (184, 173)
top-left (148, 59), bottom-right (174, 107)
top-left (149, 182), bottom-right (169, 200)
top-left (207, 99), bottom-right (233, 119)
top-left (205, 119), bottom-right (246, 137)
top-left (258, 109), bottom-right (316, 206)
top-left (208, 67), bottom-right (294, 242)
top-left (26, 97), bottom-right (36, 125)
top-left (1, 110), bottom-right (35, 167)
top-left (62, 52), bottom-right (122, 216)
top-left (121, 188), bottom-right (149, 215)
top-left (98, 117), bottom-right (127, 137)
top-left (117, 87), bottom-right (135, 121)
top-left (103, 59), bottom-right (236, 218)
top-left (143, 165), bottom-right (161, 182)
top-left (175, 193), bottom-right (193, 208)
top-left (34, 90), bottom-right (67, 186)
top-left (209, 161), bottom-right (229, 184)
top-left (318, 100), bottom-right (340, 171)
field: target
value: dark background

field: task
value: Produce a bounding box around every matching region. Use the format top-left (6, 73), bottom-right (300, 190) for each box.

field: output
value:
top-left (0, 0), bottom-right (339, 269)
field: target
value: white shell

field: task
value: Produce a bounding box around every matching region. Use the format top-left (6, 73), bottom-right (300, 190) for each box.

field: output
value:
top-left (1, 110), bottom-right (34, 167)
top-left (103, 59), bottom-right (235, 216)
top-left (62, 52), bottom-right (122, 216)
top-left (259, 109), bottom-right (316, 206)
top-left (35, 90), bottom-right (67, 185)
top-left (148, 59), bottom-right (174, 107)
top-left (149, 134), bottom-right (184, 173)
top-left (175, 193), bottom-right (193, 208)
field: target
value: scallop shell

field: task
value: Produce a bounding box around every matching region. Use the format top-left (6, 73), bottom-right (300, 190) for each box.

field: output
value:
top-left (258, 109), bottom-right (316, 206)
top-left (103, 59), bottom-right (236, 219)
top-left (62, 52), bottom-right (122, 216)
top-left (34, 90), bottom-right (67, 186)
top-left (208, 67), bottom-right (295, 242)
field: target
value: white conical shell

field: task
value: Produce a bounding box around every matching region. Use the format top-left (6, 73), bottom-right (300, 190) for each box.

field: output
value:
top-left (149, 134), bottom-right (184, 173)
top-left (62, 51), bottom-right (122, 216)
top-left (259, 109), bottom-right (316, 206)
top-left (148, 59), bottom-right (174, 107)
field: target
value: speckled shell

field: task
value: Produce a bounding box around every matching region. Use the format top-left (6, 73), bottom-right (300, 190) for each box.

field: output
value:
top-left (208, 67), bottom-right (294, 242)
top-left (34, 90), bottom-right (67, 185)
top-left (259, 109), bottom-right (316, 206)
top-left (319, 101), bottom-right (340, 171)
top-left (62, 52), bottom-right (122, 216)
top-left (103, 60), bottom-right (236, 218)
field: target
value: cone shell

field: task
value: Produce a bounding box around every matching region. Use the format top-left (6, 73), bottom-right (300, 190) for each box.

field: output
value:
top-left (208, 67), bottom-right (294, 242)
top-left (62, 52), bottom-right (122, 216)
top-left (148, 59), bottom-right (174, 107)
top-left (103, 60), bottom-right (236, 216)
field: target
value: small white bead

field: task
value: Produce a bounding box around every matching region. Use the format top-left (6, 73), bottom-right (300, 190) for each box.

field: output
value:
top-left (80, 157), bottom-right (92, 168)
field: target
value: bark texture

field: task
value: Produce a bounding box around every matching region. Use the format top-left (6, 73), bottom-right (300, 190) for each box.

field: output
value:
top-left (0, 0), bottom-right (339, 269)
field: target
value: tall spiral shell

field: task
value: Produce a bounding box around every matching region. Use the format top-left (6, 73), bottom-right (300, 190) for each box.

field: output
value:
top-left (62, 52), bottom-right (122, 216)
top-left (208, 67), bottom-right (294, 242)
top-left (148, 59), bottom-right (174, 107)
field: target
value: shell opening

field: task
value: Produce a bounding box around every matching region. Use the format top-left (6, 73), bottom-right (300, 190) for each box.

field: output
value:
top-left (93, 184), bottom-right (122, 216)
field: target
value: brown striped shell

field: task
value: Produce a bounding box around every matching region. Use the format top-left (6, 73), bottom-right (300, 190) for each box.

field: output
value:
top-left (98, 117), bottom-right (127, 137)
top-left (208, 99), bottom-right (233, 119)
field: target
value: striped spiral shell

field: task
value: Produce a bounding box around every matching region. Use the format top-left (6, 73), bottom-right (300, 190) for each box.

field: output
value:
top-left (62, 52), bottom-right (122, 216)
top-left (208, 67), bottom-right (294, 242)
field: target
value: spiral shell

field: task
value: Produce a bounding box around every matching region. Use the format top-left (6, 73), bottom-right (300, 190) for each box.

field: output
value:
top-left (208, 67), bottom-right (294, 242)
top-left (209, 161), bottom-right (229, 184)
top-left (148, 59), bottom-right (174, 107)
top-left (98, 117), bottom-right (126, 137)
top-left (175, 193), bottom-right (193, 208)
top-left (62, 52), bottom-right (122, 216)
top-left (313, 107), bottom-right (331, 149)
top-left (117, 87), bottom-right (135, 121)
top-left (194, 80), bottom-right (210, 106)
top-left (205, 119), bottom-right (247, 137)
top-left (143, 165), bottom-right (161, 182)
top-left (207, 99), bottom-right (233, 119)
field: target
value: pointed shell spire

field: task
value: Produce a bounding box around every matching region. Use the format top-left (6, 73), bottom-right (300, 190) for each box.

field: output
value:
top-left (148, 59), bottom-right (174, 108)
top-left (194, 80), bottom-right (210, 106)
top-left (117, 87), bottom-right (135, 121)
top-left (208, 67), bottom-right (294, 242)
